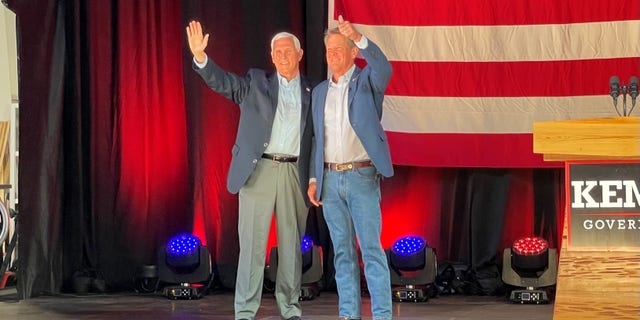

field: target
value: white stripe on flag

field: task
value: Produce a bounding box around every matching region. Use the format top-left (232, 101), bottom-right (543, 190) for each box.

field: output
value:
top-left (353, 20), bottom-right (640, 62)
top-left (382, 95), bottom-right (637, 133)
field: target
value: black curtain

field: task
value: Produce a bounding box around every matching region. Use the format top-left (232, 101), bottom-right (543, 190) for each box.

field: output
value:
top-left (6, 0), bottom-right (92, 298)
top-left (11, 0), bottom-right (198, 298)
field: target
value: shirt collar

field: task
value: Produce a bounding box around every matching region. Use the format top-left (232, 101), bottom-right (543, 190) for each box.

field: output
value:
top-left (329, 64), bottom-right (356, 86)
top-left (278, 73), bottom-right (300, 88)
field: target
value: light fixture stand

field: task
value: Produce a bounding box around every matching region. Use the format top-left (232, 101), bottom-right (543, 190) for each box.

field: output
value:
top-left (509, 288), bottom-right (549, 304)
top-left (162, 283), bottom-right (204, 300)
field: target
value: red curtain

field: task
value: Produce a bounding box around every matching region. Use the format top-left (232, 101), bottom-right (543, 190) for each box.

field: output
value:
top-left (113, 0), bottom-right (191, 260)
top-left (11, 0), bottom-right (562, 297)
top-left (86, 0), bottom-right (194, 287)
top-left (14, 0), bottom-right (193, 296)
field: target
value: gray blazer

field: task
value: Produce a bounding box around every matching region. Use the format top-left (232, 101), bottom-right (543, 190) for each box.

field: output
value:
top-left (194, 59), bottom-right (313, 206)
top-left (310, 39), bottom-right (394, 199)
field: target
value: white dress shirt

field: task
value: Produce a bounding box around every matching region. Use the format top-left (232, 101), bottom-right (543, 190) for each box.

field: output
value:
top-left (323, 64), bottom-right (369, 164)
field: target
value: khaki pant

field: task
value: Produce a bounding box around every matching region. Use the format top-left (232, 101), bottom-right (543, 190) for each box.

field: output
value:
top-left (234, 158), bottom-right (308, 320)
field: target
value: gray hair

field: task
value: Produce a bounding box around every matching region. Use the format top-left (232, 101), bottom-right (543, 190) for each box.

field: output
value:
top-left (270, 32), bottom-right (301, 51)
top-left (324, 27), bottom-right (355, 48)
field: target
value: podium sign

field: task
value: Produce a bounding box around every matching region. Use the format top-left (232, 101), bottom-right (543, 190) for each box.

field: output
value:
top-left (534, 117), bottom-right (640, 319)
top-left (567, 161), bottom-right (640, 250)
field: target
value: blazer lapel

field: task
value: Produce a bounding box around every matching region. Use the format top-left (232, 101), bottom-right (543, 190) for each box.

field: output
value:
top-left (348, 67), bottom-right (362, 109)
top-left (268, 73), bottom-right (279, 119)
top-left (300, 77), bottom-right (312, 135)
top-left (315, 82), bottom-right (329, 131)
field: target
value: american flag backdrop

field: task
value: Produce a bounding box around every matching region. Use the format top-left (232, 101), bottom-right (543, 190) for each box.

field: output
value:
top-left (330, 0), bottom-right (640, 168)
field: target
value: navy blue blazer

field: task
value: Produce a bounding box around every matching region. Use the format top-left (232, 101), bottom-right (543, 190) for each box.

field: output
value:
top-left (310, 39), bottom-right (394, 199)
top-left (194, 59), bottom-right (313, 205)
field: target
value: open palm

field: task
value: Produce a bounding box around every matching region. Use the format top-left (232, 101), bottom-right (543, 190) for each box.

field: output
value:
top-left (186, 20), bottom-right (210, 63)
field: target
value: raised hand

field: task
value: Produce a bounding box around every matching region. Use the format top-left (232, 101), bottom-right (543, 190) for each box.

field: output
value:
top-left (337, 15), bottom-right (362, 43)
top-left (186, 20), bottom-right (210, 64)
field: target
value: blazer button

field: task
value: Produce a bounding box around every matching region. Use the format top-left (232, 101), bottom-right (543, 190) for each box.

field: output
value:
top-left (263, 142), bottom-right (268, 147)
top-left (252, 159), bottom-right (258, 164)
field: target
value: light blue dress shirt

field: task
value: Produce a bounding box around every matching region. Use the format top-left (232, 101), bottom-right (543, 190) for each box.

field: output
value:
top-left (264, 74), bottom-right (302, 156)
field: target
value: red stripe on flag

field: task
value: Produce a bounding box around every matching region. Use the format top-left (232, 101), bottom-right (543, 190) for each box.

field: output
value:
top-left (387, 132), bottom-right (562, 168)
top-left (335, 0), bottom-right (640, 26)
top-left (380, 58), bottom-right (640, 97)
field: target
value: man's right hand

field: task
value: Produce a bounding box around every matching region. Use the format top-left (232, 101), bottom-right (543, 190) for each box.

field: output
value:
top-left (186, 20), bottom-right (209, 64)
top-left (337, 15), bottom-right (362, 43)
top-left (307, 182), bottom-right (322, 207)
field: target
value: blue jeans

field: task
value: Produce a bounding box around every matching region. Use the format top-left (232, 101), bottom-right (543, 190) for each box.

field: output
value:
top-left (321, 166), bottom-right (392, 320)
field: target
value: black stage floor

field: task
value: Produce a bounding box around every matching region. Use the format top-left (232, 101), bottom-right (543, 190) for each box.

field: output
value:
top-left (0, 287), bottom-right (553, 320)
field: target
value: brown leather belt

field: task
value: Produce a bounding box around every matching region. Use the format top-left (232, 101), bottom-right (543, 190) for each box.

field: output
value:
top-left (324, 160), bottom-right (374, 171)
top-left (261, 154), bottom-right (298, 162)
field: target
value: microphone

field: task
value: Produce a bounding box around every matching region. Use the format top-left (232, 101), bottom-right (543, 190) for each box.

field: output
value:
top-left (629, 76), bottom-right (639, 114)
top-left (629, 76), bottom-right (638, 101)
top-left (610, 76), bottom-right (620, 107)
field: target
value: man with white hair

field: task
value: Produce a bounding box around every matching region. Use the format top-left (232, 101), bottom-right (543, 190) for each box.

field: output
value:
top-left (187, 20), bottom-right (313, 320)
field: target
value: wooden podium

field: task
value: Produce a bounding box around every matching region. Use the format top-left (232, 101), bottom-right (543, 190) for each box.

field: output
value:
top-left (533, 116), bottom-right (640, 319)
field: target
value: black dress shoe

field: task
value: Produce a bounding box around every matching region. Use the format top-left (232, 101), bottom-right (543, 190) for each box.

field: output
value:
top-left (286, 317), bottom-right (301, 320)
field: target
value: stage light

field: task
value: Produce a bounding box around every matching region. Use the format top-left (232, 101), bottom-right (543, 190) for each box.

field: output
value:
top-left (134, 265), bottom-right (159, 294)
top-left (157, 233), bottom-right (212, 300)
top-left (502, 236), bottom-right (557, 304)
top-left (265, 235), bottom-right (323, 300)
top-left (300, 236), bottom-right (315, 273)
top-left (385, 236), bottom-right (437, 302)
